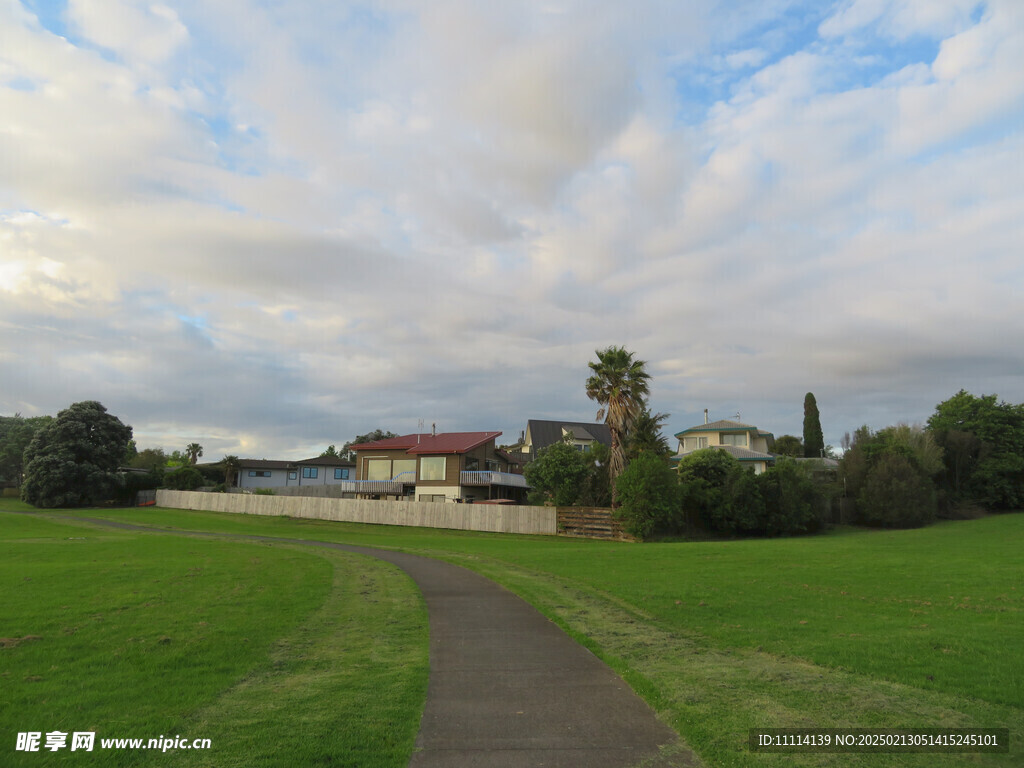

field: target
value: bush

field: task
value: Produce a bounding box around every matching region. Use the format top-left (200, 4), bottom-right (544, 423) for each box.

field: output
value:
top-left (116, 470), bottom-right (163, 504)
top-left (524, 441), bottom-right (590, 506)
top-left (164, 466), bottom-right (204, 491)
top-left (677, 449), bottom-right (762, 536)
top-left (678, 450), bottom-right (824, 536)
top-left (615, 452), bottom-right (680, 539)
top-left (856, 453), bottom-right (936, 528)
top-left (756, 459), bottom-right (823, 535)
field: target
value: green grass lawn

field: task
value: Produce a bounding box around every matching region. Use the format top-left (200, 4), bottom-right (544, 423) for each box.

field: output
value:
top-left (4, 498), bottom-right (1022, 767)
top-left (0, 503), bottom-right (427, 767)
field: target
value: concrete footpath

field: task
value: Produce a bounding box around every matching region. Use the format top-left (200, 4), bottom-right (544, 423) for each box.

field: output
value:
top-left (75, 517), bottom-right (700, 767)
top-left (323, 543), bottom-right (698, 768)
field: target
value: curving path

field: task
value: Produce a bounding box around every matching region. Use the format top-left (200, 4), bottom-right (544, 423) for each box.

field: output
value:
top-left (75, 517), bottom-right (700, 767)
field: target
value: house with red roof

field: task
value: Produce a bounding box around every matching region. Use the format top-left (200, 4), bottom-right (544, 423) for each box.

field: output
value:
top-left (348, 430), bottom-right (528, 503)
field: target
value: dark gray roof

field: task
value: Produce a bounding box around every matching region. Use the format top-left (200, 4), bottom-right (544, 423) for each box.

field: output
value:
top-left (238, 459), bottom-right (293, 470)
top-left (297, 455), bottom-right (355, 467)
top-left (676, 419), bottom-right (759, 436)
top-left (526, 420), bottom-right (612, 452)
top-left (238, 456), bottom-right (354, 470)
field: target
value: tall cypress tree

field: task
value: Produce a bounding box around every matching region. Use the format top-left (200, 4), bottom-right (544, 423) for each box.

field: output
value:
top-left (803, 392), bottom-right (824, 458)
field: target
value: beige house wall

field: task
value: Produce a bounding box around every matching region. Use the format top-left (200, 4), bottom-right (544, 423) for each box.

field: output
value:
top-left (156, 489), bottom-right (557, 535)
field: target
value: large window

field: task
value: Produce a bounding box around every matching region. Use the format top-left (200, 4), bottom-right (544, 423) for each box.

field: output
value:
top-left (366, 459), bottom-right (392, 481)
top-left (302, 467), bottom-right (318, 479)
top-left (720, 433), bottom-right (747, 447)
top-left (419, 457), bottom-right (446, 481)
top-left (683, 436), bottom-right (709, 451)
top-left (393, 459), bottom-right (417, 478)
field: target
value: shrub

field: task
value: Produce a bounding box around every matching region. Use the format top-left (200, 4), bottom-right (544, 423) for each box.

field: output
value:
top-left (615, 452), bottom-right (681, 539)
top-left (164, 466), bottom-right (204, 491)
top-left (757, 459), bottom-right (823, 536)
top-left (524, 441), bottom-right (590, 506)
top-left (678, 449), bottom-right (762, 536)
top-left (856, 453), bottom-right (936, 528)
top-left (116, 470), bottom-right (163, 504)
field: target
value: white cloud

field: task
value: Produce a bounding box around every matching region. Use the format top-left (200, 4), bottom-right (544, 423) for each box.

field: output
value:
top-left (66, 0), bottom-right (189, 65)
top-left (1, 0), bottom-right (1022, 456)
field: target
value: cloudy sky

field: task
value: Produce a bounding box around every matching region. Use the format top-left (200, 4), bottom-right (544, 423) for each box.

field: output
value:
top-left (2, 0), bottom-right (1022, 460)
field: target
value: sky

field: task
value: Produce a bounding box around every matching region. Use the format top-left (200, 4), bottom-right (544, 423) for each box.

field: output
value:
top-left (2, 0), bottom-right (1023, 460)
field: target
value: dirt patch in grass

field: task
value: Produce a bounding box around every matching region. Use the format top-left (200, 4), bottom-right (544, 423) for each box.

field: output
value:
top-left (0, 635), bottom-right (42, 649)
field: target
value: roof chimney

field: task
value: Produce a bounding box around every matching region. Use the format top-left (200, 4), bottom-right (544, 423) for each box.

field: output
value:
top-left (431, 422), bottom-right (436, 437)
top-left (704, 408), bottom-right (709, 425)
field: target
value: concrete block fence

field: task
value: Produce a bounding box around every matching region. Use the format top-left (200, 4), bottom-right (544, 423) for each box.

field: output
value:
top-left (155, 489), bottom-right (558, 536)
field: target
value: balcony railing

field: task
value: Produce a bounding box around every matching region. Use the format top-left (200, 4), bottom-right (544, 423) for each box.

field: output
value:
top-left (338, 476), bottom-right (413, 495)
top-left (460, 471), bottom-right (529, 488)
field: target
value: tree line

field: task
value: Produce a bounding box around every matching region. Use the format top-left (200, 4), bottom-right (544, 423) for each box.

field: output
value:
top-left (525, 347), bottom-right (1024, 539)
top-left (5, 369), bottom-right (1022, 532)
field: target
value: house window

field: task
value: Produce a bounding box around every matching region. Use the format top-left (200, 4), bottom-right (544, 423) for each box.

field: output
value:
top-left (288, 471), bottom-right (297, 480)
top-left (721, 433), bottom-right (747, 447)
top-left (419, 457), bottom-right (446, 481)
top-left (302, 467), bottom-right (318, 479)
top-left (683, 437), bottom-right (709, 451)
top-left (392, 459), bottom-right (416, 478)
top-left (465, 457), bottom-right (480, 471)
top-left (248, 470), bottom-right (272, 478)
top-left (419, 494), bottom-right (446, 502)
top-left (334, 468), bottom-right (350, 480)
top-left (366, 459), bottom-right (392, 481)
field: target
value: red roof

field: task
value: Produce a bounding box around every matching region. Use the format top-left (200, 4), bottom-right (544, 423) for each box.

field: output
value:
top-left (349, 431), bottom-right (501, 455)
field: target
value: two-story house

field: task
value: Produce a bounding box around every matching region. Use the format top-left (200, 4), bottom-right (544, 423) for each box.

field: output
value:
top-left (518, 419), bottom-right (612, 460)
top-left (671, 418), bottom-right (775, 474)
top-left (349, 431), bottom-right (528, 503)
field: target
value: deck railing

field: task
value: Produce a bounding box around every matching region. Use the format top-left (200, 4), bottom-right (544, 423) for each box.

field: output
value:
top-left (459, 471), bottom-right (529, 488)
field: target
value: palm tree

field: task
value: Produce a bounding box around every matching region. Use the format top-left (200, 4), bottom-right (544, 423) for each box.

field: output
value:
top-left (185, 442), bottom-right (204, 465)
top-left (627, 408), bottom-right (671, 458)
top-left (585, 346), bottom-right (651, 505)
top-left (221, 455), bottom-right (240, 487)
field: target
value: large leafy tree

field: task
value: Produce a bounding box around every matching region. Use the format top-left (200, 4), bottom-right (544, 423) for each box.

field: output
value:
top-left (0, 414), bottom-right (53, 488)
top-left (772, 434), bottom-right (804, 457)
top-left (129, 447), bottom-right (169, 472)
top-left (840, 424), bottom-right (941, 526)
top-left (21, 401), bottom-right (133, 508)
top-left (927, 390), bottom-right (1024, 509)
top-left (803, 393), bottom-right (824, 458)
top-left (524, 440), bottom-right (590, 506)
top-left (585, 346), bottom-right (651, 505)
top-left (341, 429), bottom-right (398, 460)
